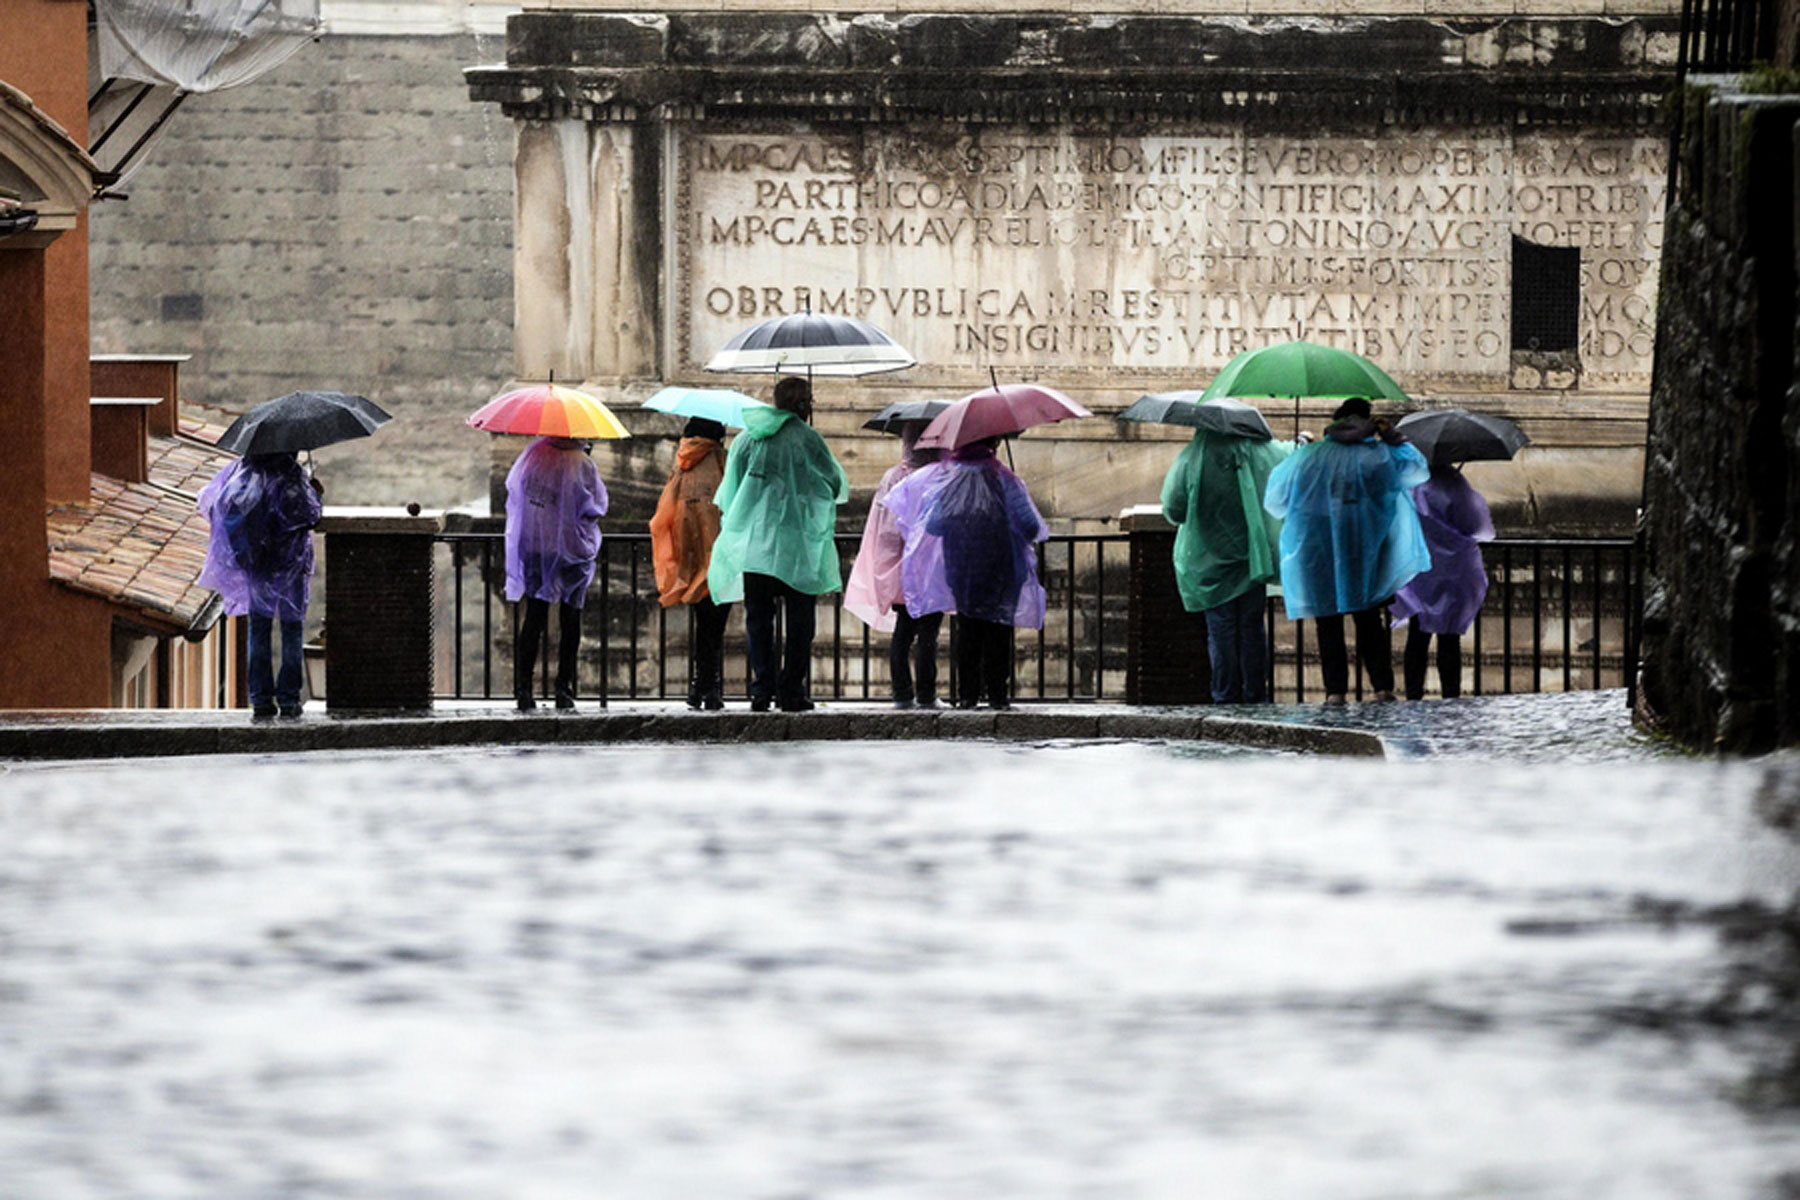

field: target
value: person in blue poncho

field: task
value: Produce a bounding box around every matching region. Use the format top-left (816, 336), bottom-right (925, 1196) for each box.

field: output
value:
top-left (1263, 398), bottom-right (1430, 704)
top-left (505, 437), bottom-right (609, 711)
top-left (706, 376), bottom-right (850, 712)
top-left (1390, 463), bottom-right (1495, 700)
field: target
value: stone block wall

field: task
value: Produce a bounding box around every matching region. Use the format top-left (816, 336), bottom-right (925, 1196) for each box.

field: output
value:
top-left (1638, 78), bottom-right (1800, 751)
top-left (88, 35), bottom-right (515, 510)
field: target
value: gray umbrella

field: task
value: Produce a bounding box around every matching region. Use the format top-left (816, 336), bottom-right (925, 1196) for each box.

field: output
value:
top-left (218, 391), bottom-right (392, 456)
top-left (1396, 408), bottom-right (1529, 466)
top-left (1118, 392), bottom-right (1274, 441)
top-left (862, 399), bottom-right (954, 434)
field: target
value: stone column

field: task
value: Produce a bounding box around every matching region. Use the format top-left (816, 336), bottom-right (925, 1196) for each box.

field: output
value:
top-left (319, 507), bottom-right (445, 711)
top-left (1122, 505), bottom-right (1211, 705)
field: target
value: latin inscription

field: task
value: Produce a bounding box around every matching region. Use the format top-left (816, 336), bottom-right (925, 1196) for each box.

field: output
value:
top-left (680, 131), bottom-right (1664, 384)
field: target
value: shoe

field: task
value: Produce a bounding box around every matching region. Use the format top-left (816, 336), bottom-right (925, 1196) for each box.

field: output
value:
top-left (778, 697), bottom-right (815, 713)
top-left (1323, 694), bottom-right (1347, 707)
top-left (555, 695), bottom-right (577, 711)
top-left (516, 695), bottom-right (536, 712)
top-left (703, 692), bottom-right (724, 711)
top-left (277, 705), bottom-right (303, 720)
top-left (988, 700), bottom-right (1012, 711)
top-left (686, 693), bottom-right (703, 711)
top-left (750, 697), bottom-right (771, 713)
top-left (954, 698), bottom-right (980, 710)
top-left (892, 697), bottom-right (915, 710)
top-left (916, 697), bottom-right (939, 710)
top-left (251, 705), bottom-right (277, 721)
top-left (1371, 691), bottom-right (1396, 702)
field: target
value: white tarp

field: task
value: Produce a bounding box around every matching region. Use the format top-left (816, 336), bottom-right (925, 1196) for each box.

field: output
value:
top-left (95, 0), bottom-right (321, 94)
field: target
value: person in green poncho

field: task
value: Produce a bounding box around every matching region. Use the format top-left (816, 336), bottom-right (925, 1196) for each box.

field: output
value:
top-left (706, 376), bottom-right (850, 712)
top-left (1160, 426), bottom-right (1300, 703)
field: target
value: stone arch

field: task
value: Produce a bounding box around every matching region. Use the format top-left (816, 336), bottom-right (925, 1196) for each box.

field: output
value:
top-left (0, 79), bottom-right (99, 246)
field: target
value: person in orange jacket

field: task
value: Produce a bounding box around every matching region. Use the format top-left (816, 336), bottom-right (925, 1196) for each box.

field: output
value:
top-left (649, 416), bottom-right (730, 709)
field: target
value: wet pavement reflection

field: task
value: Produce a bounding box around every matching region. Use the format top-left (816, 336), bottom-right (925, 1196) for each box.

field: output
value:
top-left (1, 691), bottom-right (1797, 1198)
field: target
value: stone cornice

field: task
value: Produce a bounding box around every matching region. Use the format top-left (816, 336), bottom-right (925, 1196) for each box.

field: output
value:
top-left (467, 13), bottom-right (1680, 123)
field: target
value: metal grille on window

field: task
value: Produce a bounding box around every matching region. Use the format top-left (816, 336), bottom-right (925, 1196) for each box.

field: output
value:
top-left (1511, 237), bottom-right (1581, 352)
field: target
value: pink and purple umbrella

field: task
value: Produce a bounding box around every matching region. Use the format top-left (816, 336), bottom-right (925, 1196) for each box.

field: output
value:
top-left (914, 383), bottom-right (1091, 450)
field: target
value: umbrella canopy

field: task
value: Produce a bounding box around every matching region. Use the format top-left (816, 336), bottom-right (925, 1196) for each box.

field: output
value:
top-left (467, 383), bottom-right (631, 439)
top-left (1118, 392), bottom-right (1274, 441)
top-left (705, 312), bottom-right (916, 377)
top-left (1396, 408), bottom-right (1529, 466)
top-left (862, 398), bottom-right (955, 434)
top-left (641, 386), bottom-right (769, 429)
top-left (1199, 341), bottom-right (1410, 404)
top-left (217, 390), bottom-right (392, 456)
top-left (915, 383), bottom-right (1091, 450)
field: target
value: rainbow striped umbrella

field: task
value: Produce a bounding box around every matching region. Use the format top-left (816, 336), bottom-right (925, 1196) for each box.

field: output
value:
top-left (466, 382), bottom-right (632, 439)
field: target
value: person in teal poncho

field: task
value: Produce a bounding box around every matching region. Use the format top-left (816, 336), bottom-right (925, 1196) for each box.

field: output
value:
top-left (1263, 398), bottom-right (1430, 704)
top-left (706, 376), bottom-right (849, 711)
top-left (1160, 428), bottom-right (1298, 704)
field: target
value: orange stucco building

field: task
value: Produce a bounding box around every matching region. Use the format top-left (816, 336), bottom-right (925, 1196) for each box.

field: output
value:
top-left (2, 0), bottom-right (241, 708)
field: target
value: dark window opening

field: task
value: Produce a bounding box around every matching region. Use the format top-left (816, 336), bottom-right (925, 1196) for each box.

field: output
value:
top-left (1511, 238), bottom-right (1579, 352)
top-left (161, 293), bottom-right (204, 322)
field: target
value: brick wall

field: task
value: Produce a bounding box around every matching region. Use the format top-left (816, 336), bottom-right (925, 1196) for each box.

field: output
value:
top-left (88, 35), bottom-right (514, 511)
top-left (1638, 79), bottom-right (1800, 751)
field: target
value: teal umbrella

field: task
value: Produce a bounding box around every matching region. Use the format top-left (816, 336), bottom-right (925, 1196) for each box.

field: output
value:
top-left (1199, 341), bottom-right (1409, 437)
top-left (641, 386), bottom-right (770, 428)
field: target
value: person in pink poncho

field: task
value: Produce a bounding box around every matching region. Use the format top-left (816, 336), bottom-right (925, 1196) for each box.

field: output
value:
top-left (1390, 463), bottom-right (1495, 700)
top-left (505, 436), bottom-right (609, 711)
top-left (845, 422), bottom-right (944, 708)
top-left (883, 436), bottom-right (1048, 710)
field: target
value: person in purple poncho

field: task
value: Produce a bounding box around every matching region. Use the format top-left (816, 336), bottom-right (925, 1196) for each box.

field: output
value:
top-left (844, 421), bottom-right (944, 709)
top-left (883, 436), bottom-right (1048, 710)
top-left (1390, 463), bottom-right (1495, 700)
top-left (505, 436), bottom-right (609, 711)
top-left (197, 452), bottom-right (325, 719)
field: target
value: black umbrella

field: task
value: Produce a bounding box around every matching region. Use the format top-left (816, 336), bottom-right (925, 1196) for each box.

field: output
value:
top-left (862, 398), bottom-right (954, 434)
top-left (1395, 408), bottom-right (1528, 466)
top-left (218, 391), bottom-right (393, 456)
top-left (1118, 391), bottom-right (1274, 441)
top-left (705, 312), bottom-right (915, 377)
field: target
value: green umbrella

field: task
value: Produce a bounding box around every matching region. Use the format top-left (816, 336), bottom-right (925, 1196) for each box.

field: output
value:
top-left (1199, 341), bottom-right (1410, 438)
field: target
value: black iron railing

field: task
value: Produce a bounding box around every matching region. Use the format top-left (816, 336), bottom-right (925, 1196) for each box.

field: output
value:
top-left (1678, 0), bottom-right (1781, 74)
top-left (434, 532), bottom-right (1640, 706)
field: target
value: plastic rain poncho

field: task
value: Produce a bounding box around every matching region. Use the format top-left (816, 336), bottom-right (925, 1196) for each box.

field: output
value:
top-left (706, 407), bottom-right (850, 603)
top-left (882, 446), bottom-right (1049, 628)
top-left (504, 437), bottom-right (609, 608)
top-left (1390, 466), bottom-right (1496, 636)
top-left (649, 435), bottom-right (726, 607)
top-left (1262, 422), bottom-right (1431, 620)
top-left (844, 434), bottom-right (940, 632)
top-left (1159, 431), bottom-right (1296, 613)
top-left (197, 454), bottom-right (323, 621)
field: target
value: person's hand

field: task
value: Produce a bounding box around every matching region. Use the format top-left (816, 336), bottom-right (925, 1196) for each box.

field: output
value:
top-left (1296, 431), bottom-right (1315, 444)
top-left (1373, 418), bottom-right (1406, 446)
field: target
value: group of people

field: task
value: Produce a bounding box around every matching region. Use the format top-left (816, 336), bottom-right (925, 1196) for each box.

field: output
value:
top-left (1167, 396), bottom-right (1494, 705)
top-left (197, 384), bottom-right (1494, 718)
top-left (640, 376), bottom-right (1049, 713)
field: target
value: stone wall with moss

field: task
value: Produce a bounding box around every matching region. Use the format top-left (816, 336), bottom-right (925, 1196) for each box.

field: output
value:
top-left (1638, 78), bottom-right (1800, 751)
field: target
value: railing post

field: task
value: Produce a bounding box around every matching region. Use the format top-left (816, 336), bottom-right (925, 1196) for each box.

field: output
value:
top-left (320, 507), bottom-right (445, 712)
top-left (1121, 505), bottom-right (1211, 704)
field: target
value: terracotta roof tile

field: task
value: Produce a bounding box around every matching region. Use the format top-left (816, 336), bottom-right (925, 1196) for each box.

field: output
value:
top-left (46, 474), bottom-right (222, 634)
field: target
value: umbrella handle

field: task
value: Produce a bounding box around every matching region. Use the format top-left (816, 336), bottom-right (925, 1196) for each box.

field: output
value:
top-left (989, 365), bottom-right (999, 392)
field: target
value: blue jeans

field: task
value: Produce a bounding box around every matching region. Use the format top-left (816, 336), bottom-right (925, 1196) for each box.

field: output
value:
top-left (248, 615), bottom-right (305, 713)
top-left (1203, 583), bottom-right (1268, 704)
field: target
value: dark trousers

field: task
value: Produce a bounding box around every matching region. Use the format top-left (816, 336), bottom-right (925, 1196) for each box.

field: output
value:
top-left (742, 573), bottom-right (815, 706)
top-left (890, 604), bottom-right (943, 705)
top-left (953, 616), bottom-right (1014, 708)
top-left (516, 597), bottom-right (582, 702)
top-left (1403, 617), bottom-right (1464, 700)
top-left (1202, 583), bottom-right (1268, 704)
top-left (1314, 606), bottom-right (1395, 698)
top-left (248, 614), bottom-right (305, 713)
top-left (688, 595), bottom-right (731, 706)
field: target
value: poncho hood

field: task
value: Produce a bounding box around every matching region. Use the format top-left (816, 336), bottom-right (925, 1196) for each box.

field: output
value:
top-left (675, 435), bottom-right (721, 471)
top-left (741, 406), bottom-right (798, 440)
